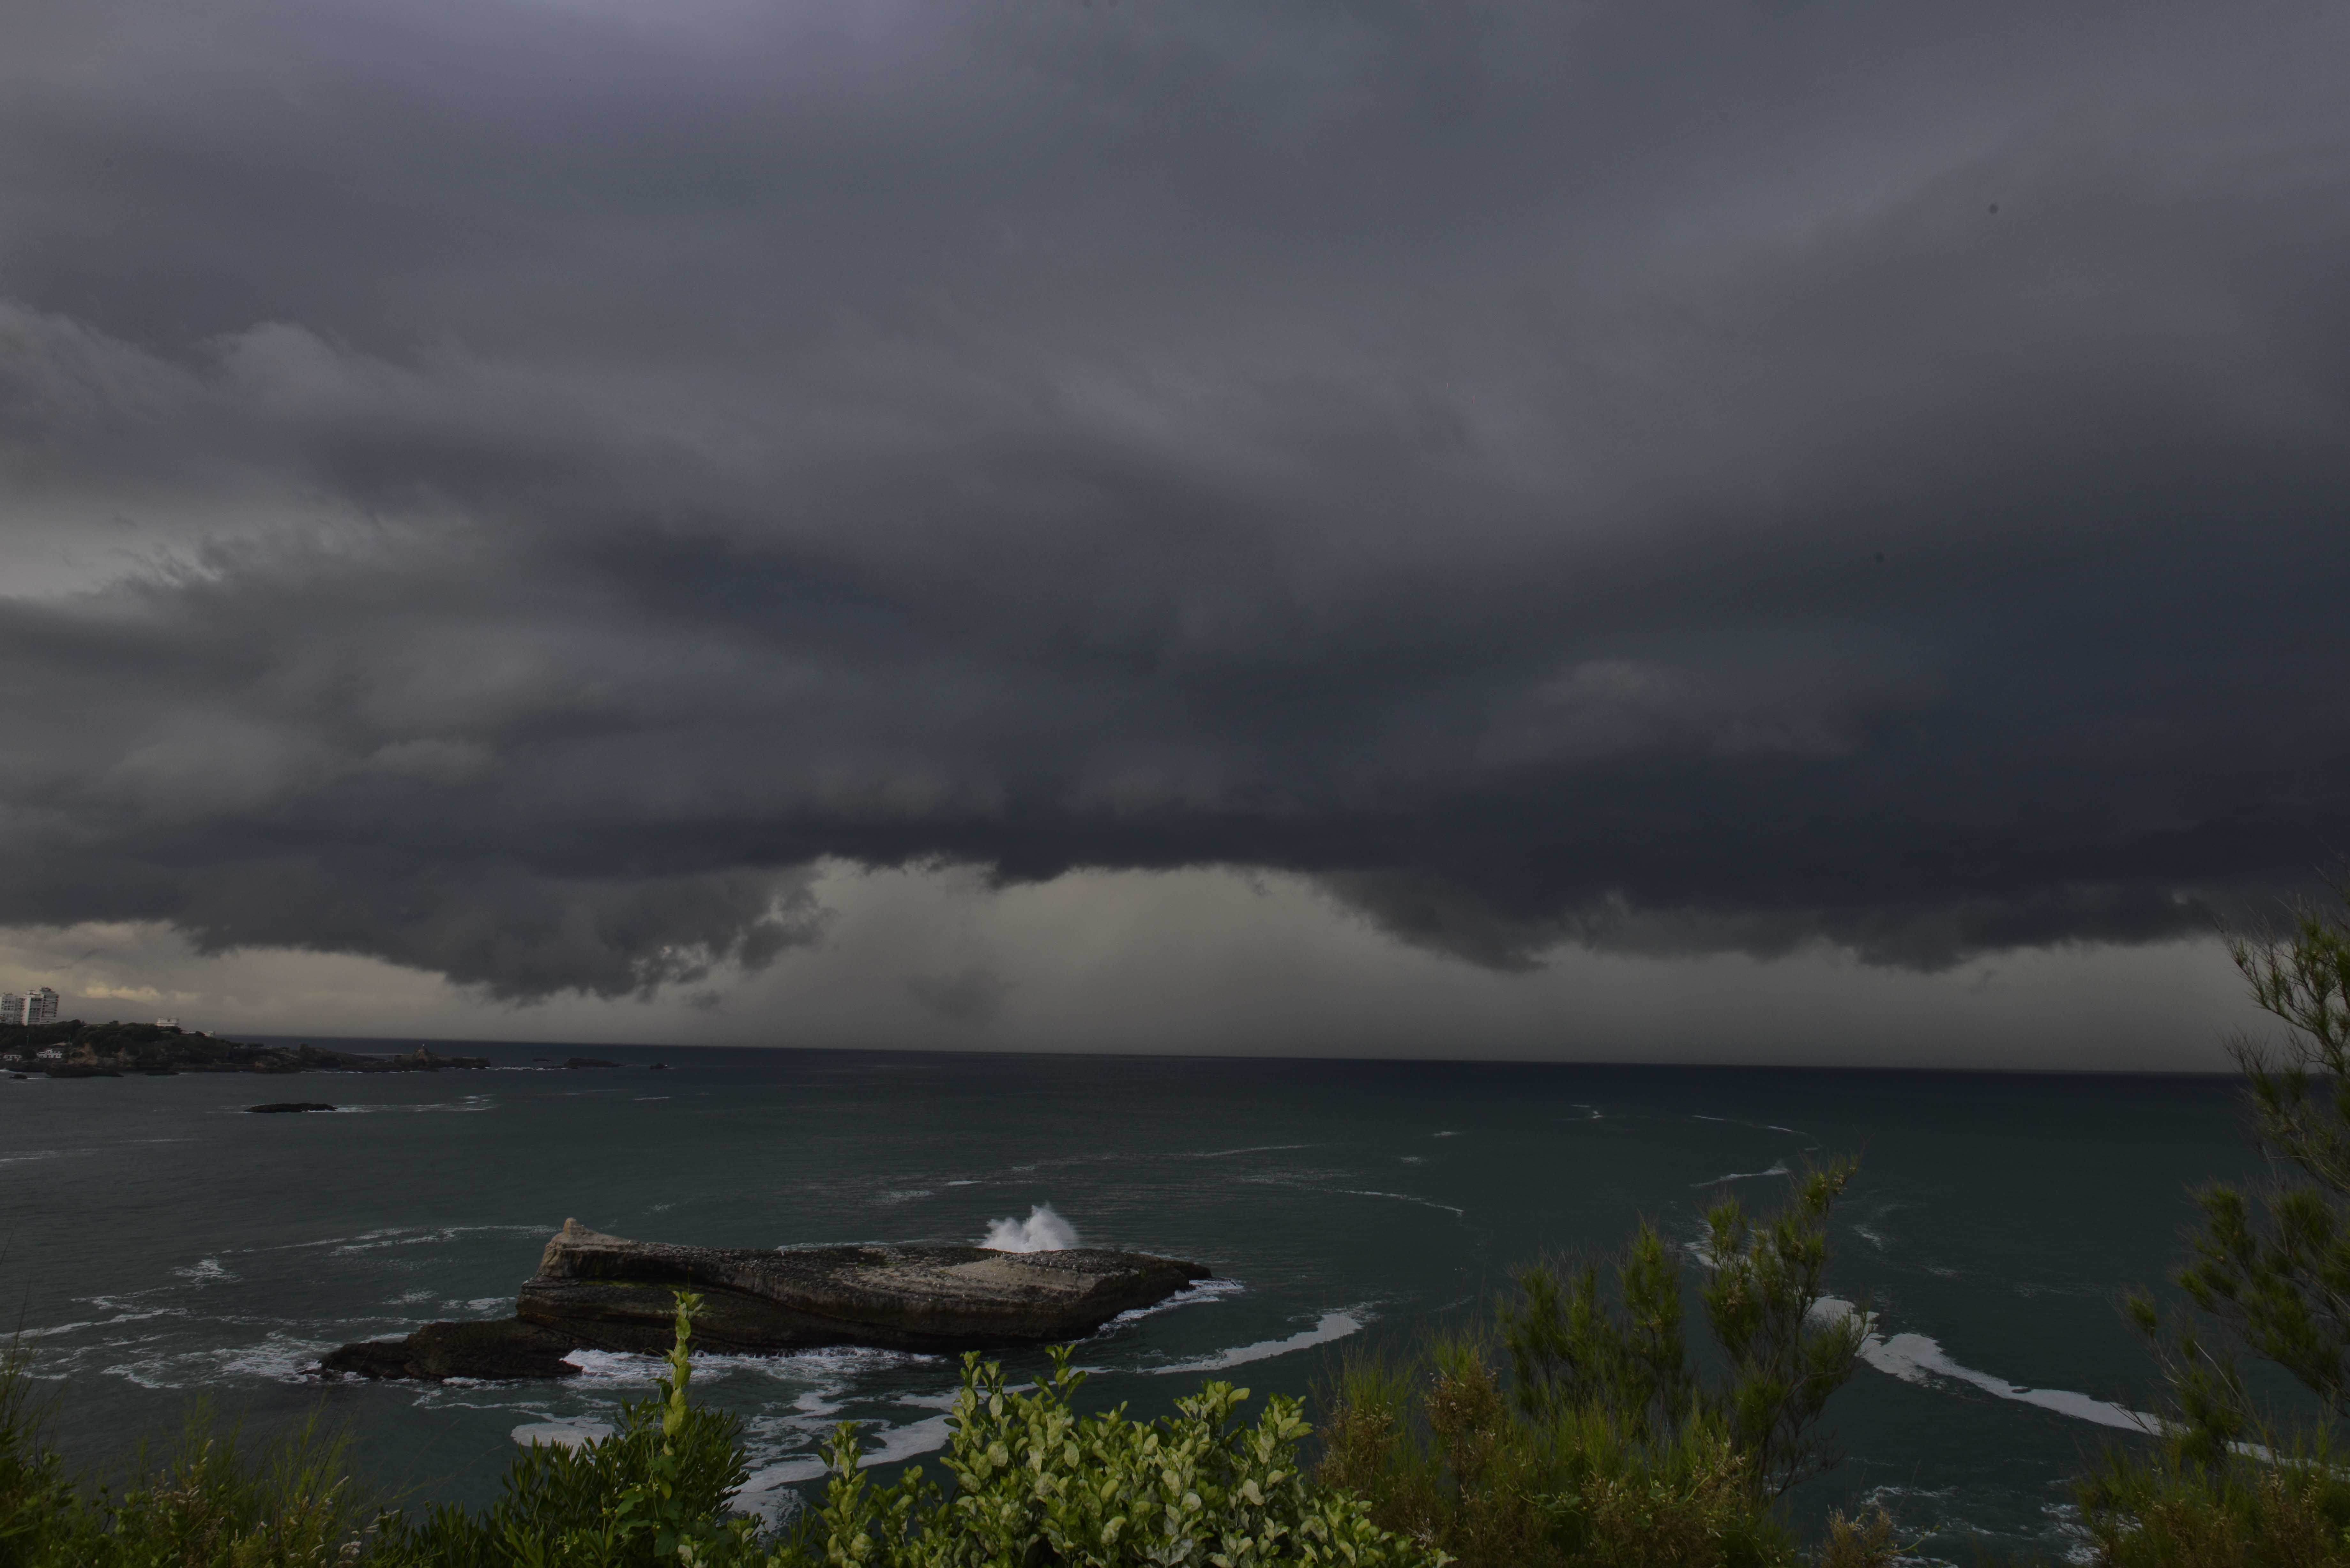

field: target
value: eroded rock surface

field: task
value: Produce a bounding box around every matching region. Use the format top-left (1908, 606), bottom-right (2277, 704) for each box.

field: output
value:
top-left (320, 1220), bottom-right (1211, 1380)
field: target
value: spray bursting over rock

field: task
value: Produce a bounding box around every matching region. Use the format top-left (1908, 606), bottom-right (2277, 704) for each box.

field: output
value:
top-left (982, 1204), bottom-right (1077, 1252)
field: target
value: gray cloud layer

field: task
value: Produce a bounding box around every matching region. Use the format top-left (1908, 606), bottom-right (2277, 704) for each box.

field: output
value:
top-left (3, 0), bottom-right (2346, 997)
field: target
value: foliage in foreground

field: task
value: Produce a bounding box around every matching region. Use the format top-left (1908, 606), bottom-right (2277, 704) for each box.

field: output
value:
top-left (1317, 1163), bottom-right (1891, 1568)
top-left (377, 1292), bottom-right (762, 1565)
top-left (2076, 1431), bottom-right (2350, 1568)
top-left (3, 1288), bottom-right (1429, 1568)
top-left (786, 1346), bottom-right (1424, 1567)
top-left (2, 1338), bottom-right (371, 1566)
top-left (11, 1168), bottom-right (1891, 1568)
top-left (2076, 879), bottom-right (2350, 1566)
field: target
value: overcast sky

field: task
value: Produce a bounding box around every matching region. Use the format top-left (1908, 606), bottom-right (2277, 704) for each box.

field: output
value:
top-left (3, 0), bottom-right (2344, 1066)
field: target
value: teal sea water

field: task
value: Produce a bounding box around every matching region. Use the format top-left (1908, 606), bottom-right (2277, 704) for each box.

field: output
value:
top-left (0, 1046), bottom-right (2266, 1559)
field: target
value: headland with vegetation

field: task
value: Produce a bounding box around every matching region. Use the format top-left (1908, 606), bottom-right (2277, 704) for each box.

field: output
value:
top-left (0, 1020), bottom-right (488, 1078)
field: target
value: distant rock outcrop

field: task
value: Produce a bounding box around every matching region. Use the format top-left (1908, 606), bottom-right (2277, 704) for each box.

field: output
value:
top-left (320, 1220), bottom-right (1212, 1380)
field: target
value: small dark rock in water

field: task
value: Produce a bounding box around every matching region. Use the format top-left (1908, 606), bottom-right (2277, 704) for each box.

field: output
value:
top-left (320, 1219), bottom-right (1213, 1380)
top-left (647, 1062), bottom-right (668, 1070)
top-left (248, 1101), bottom-right (338, 1113)
top-left (563, 1057), bottom-right (620, 1069)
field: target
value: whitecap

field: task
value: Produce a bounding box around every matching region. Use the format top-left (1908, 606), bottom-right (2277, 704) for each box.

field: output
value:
top-left (316, 1223), bottom-right (547, 1255)
top-left (1096, 1276), bottom-right (1244, 1332)
top-left (1692, 1161), bottom-right (1790, 1187)
top-left (1865, 1332), bottom-right (2155, 1432)
top-left (255, 1222), bottom-right (539, 1254)
top-left (733, 1457), bottom-right (831, 1508)
top-left (1816, 1299), bottom-right (2158, 1435)
top-left (862, 1412), bottom-right (954, 1466)
top-left (1693, 1114), bottom-right (1806, 1136)
top-left (1335, 1188), bottom-right (1465, 1217)
top-left (102, 1334), bottom-right (337, 1390)
top-left (561, 1344), bottom-right (933, 1388)
top-left (730, 1410), bottom-right (957, 1522)
top-left (513, 1418), bottom-right (613, 1450)
top-left (17, 1308), bottom-right (184, 1339)
top-left (1185, 1143), bottom-right (1313, 1159)
top-left (1152, 1310), bottom-right (1367, 1374)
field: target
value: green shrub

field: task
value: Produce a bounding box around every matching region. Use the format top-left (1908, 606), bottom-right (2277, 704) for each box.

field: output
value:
top-left (1319, 1330), bottom-right (1797, 1568)
top-left (1, 1335), bottom-right (373, 1568)
top-left (2073, 882), bottom-right (2350, 1565)
top-left (779, 1345), bottom-right (1432, 1567)
top-left (1316, 1164), bottom-right (1885, 1568)
top-left (376, 1291), bottom-right (766, 1567)
top-left (2075, 1431), bottom-right (2350, 1568)
top-left (0, 1339), bottom-right (76, 1561)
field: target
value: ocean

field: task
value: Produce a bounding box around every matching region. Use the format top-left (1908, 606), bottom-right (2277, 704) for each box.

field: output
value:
top-left (0, 1045), bottom-right (2275, 1560)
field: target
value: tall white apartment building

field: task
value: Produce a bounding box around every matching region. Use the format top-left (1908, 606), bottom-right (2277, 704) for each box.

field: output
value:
top-left (2, 988), bottom-right (59, 1026)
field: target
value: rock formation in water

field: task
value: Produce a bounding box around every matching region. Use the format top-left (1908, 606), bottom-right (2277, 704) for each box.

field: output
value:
top-left (319, 1220), bottom-right (1212, 1380)
top-left (247, 1101), bottom-right (338, 1113)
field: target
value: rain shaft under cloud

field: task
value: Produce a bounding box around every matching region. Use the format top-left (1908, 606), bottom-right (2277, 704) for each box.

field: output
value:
top-left (2, 0), bottom-right (2346, 1003)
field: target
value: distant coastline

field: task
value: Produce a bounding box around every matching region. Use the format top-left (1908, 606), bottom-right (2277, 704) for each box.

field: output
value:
top-left (0, 1019), bottom-right (490, 1078)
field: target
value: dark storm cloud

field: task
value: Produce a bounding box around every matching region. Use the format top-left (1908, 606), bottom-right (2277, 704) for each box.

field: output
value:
top-left (2, 0), bottom-right (2346, 995)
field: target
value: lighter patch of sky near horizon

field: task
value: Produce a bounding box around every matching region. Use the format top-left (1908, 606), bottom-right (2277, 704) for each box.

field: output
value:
top-left (0, 862), bottom-right (2248, 1070)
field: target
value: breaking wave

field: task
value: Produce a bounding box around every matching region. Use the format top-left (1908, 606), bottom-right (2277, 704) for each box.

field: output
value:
top-left (981, 1204), bottom-right (1076, 1252)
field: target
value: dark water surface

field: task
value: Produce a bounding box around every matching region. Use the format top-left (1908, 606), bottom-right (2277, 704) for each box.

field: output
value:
top-left (0, 1046), bottom-right (2257, 1559)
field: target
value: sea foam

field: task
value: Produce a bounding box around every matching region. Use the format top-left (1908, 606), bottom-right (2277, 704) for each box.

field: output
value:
top-left (1151, 1309), bottom-right (1367, 1374)
top-left (980, 1203), bottom-right (1076, 1251)
top-left (1817, 1299), bottom-right (2158, 1435)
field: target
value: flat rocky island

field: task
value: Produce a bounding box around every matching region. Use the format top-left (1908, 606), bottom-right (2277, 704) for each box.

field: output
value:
top-left (320, 1220), bottom-right (1213, 1379)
